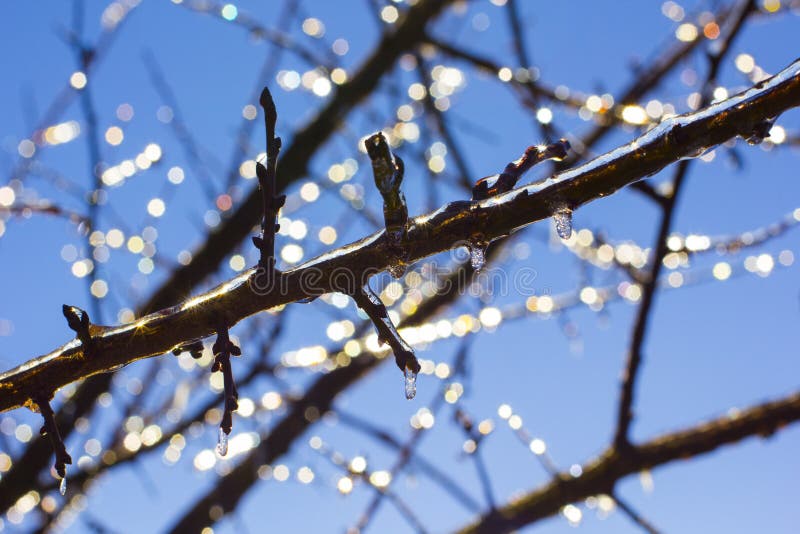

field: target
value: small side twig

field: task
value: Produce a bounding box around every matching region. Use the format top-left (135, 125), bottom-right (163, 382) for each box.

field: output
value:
top-left (351, 283), bottom-right (420, 398)
top-left (364, 132), bottom-right (409, 249)
top-left (62, 304), bottom-right (94, 357)
top-left (33, 394), bottom-right (72, 495)
top-left (472, 139), bottom-right (570, 200)
top-left (454, 409), bottom-right (497, 509)
top-left (211, 322), bottom-right (241, 456)
top-left (252, 87), bottom-right (286, 278)
top-left (613, 493), bottom-right (662, 534)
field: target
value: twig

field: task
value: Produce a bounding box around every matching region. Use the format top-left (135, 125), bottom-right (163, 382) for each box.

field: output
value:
top-left (613, 0), bottom-right (756, 450)
top-left (252, 87), bottom-right (286, 276)
top-left (62, 304), bottom-right (94, 357)
top-left (613, 493), bottom-right (662, 534)
top-left (471, 139), bottom-right (570, 200)
top-left (1, 202), bottom-right (89, 225)
top-left (312, 437), bottom-right (430, 534)
top-left (414, 55), bottom-right (474, 190)
top-left (364, 132), bottom-right (409, 246)
top-left (32, 394), bottom-right (72, 493)
top-left (211, 322), bottom-right (241, 455)
top-left (504, 0), bottom-right (557, 143)
top-left (454, 409), bottom-right (496, 509)
top-left (176, 0), bottom-right (335, 70)
top-left (353, 339), bottom-right (471, 532)
top-left (142, 51), bottom-right (219, 203)
top-left (70, 0), bottom-right (106, 324)
top-left (336, 410), bottom-right (482, 512)
top-left (351, 282), bottom-right (421, 398)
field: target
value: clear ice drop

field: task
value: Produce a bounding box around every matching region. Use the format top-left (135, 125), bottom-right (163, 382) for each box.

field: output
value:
top-left (553, 208), bottom-right (573, 240)
top-left (469, 243), bottom-right (486, 271)
top-left (59, 476), bottom-right (67, 496)
top-left (217, 427), bottom-right (229, 457)
top-left (404, 365), bottom-right (417, 400)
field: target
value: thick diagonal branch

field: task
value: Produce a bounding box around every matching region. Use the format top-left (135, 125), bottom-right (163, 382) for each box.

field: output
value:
top-left (2, 58), bottom-right (799, 413)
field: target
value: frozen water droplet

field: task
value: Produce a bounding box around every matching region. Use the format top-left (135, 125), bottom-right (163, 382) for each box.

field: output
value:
top-left (59, 476), bottom-right (67, 496)
top-left (678, 146), bottom-right (707, 160)
top-left (553, 208), bottom-right (573, 239)
top-left (745, 119), bottom-right (774, 146)
top-left (388, 264), bottom-right (406, 279)
top-left (404, 365), bottom-right (417, 400)
top-left (745, 135), bottom-right (764, 146)
top-left (468, 240), bottom-right (487, 271)
top-left (216, 427), bottom-right (229, 457)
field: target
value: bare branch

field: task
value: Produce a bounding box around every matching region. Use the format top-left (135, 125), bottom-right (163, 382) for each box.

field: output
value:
top-left (457, 391), bottom-right (800, 534)
top-left (252, 87), bottom-right (286, 274)
top-left (211, 322), bottom-right (241, 455)
top-left (32, 394), bottom-right (71, 494)
top-left (1, 57), bottom-right (798, 413)
top-left (613, 0), bottom-right (756, 449)
top-left (351, 282), bottom-right (420, 398)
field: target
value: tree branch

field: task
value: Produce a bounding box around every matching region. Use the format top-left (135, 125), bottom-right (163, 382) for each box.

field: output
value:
top-left (613, 0), bottom-right (755, 449)
top-left (0, 0), bottom-right (457, 509)
top-left (457, 391), bottom-right (800, 534)
top-left (1, 57), bottom-right (798, 413)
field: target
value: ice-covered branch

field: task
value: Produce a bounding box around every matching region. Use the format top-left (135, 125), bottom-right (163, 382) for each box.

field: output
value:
top-left (351, 283), bottom-right (420, 399)
top-left (1, 57), bottom-right (799, 414)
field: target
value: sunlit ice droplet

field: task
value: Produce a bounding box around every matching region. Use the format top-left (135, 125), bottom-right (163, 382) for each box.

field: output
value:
top-left (217, 427), bottom-right (229, 456)
top-left (404, 365), bottom-right (417, 400)
top-left (553, 207), bottom-right (573, 240)
top-left (468, 238), bottom-right (487, 271)
top-left (59, 476), bottom-right (67, 495)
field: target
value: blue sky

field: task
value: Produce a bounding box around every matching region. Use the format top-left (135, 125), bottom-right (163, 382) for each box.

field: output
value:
top-left (0, 1), bottom-right (798, 533)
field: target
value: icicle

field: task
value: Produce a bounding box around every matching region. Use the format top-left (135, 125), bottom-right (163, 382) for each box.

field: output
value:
top-left (217, 427), bottom-right (229, 457)
top-left (553, 207), bottom-right (573, 240)
top-left (468, 238), bottom-right (487, 272)
top-left (59, 476), bottom-right (67, 496)
top-left (404, 365), bottom-right (417, 400)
